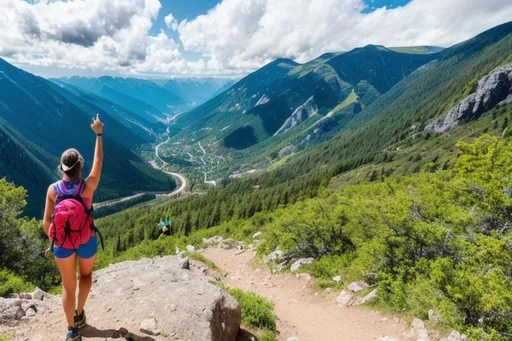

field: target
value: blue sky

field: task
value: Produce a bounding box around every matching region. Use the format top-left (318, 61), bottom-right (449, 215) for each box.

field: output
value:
top-left (5, 0), bottom-right (511, 78)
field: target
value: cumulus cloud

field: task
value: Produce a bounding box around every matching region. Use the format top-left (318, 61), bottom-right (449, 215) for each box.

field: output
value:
top-left (164, 13), bottom-right (178, 31)
top-left (179, 0), bottom-right (512, 71)
top-left (0, 0), bottom-right (209, 76)
top-left (0, 0), bottom-right (511, 77)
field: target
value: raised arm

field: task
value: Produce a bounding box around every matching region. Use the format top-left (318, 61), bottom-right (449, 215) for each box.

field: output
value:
top-left (86, 114), bottom-right (104, 191)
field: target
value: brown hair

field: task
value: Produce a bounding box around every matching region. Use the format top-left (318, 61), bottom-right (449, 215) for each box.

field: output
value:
top-left (59, 148), bottom-right (84, 180)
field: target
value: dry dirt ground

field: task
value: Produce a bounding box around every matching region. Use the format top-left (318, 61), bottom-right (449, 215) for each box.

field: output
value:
top-left (202, 248), bottom-right (408, 341)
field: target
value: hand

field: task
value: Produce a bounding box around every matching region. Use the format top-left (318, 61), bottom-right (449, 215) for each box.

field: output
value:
top-left (44, 247), bottom-right (51, 258)
top-left (91, 114), bottom-right (104, 135)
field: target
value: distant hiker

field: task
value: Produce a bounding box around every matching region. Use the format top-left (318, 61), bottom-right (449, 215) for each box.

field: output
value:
top-left (154, 217), bottom-right (172, 239)
top-left (43, 114), bottom-right (104, 341)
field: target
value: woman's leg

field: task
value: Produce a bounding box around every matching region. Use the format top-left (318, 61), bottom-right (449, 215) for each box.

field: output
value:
top-left (55, 254), bottom-right (77, 327)
top-left (77, 254), bottom-right (96, 314)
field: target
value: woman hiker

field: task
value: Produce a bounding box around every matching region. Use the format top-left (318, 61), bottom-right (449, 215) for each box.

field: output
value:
top-left (43, 114), bottom-right (104, 341)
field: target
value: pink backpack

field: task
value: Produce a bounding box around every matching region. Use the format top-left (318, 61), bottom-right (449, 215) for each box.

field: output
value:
top-left (49, 180), bottom-right (96, 250)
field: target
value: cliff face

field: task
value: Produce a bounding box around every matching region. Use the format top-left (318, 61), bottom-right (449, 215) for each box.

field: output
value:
top-left (426, 64), bottom-right (512, 132)
top-left (274, 96), bottom-right (319, 136)
top-left (0, 256), bottom-right (241, 341)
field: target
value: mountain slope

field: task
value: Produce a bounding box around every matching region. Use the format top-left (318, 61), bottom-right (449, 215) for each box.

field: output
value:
top-left (277, 21), bottom-right (512, 182)
top-left (52, 80), bottom-right (167, 138)
top-left (164, 46), bottom-right (439, 176)
top-left (57, 76), bottom-right (185, 117)
top-left (0, 59), bottom-right (176, 217)
top-left (163, 77), bottom-right (235, 106)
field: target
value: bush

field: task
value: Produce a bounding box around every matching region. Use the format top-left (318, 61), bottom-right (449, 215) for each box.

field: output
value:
top-left (0, 270), bottom-right (33, 297)
top-left (227, 288), bottom-right (277, 331)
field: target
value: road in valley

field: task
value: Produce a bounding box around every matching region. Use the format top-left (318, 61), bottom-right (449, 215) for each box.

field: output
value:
top-left (95, 135), bottom-right (188, 209)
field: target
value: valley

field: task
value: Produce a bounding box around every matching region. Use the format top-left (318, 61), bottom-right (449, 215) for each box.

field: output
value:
top-left (1, 15), bottom-right (512, 341)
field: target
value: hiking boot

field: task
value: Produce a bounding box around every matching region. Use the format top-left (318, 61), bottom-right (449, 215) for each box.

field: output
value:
top-left (65, 326), bottom-right (81, 341)
top-left (74, 309), bottom-right (86, 329)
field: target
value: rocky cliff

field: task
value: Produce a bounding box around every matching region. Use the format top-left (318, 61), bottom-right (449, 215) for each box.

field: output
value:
top-left (274, 96), bottom-right (318, 136)
top-left (426, 64), bottom-right (512, 132)
top-left (0, 256), bottom-right (241, 341)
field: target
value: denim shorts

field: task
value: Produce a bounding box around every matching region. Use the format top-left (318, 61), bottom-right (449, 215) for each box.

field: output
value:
top-left (54, 234), bottom-right (98, 259)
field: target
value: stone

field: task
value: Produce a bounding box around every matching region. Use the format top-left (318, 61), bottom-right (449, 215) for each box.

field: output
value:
top-left (428, 309), bottom-right (442, 323)
top-left (403, 318), bottom-right (429, 341)
top-left (140, 317), bottom-right (158, 335)
top-left (287, 337), bottom-right (300, 341)
top-left (378, 337), bottom-right (398, 341)
top-left (202, 235), bottom-right (224, 247)
top-left (426, 64), bottom-right (512, 132)
top-left (347, 281), bottom-right (369, 293)
top-left (219, 239), bottom-right (244, 250)
top-left (263, 247), bottom-right (287, 264)
top-left (252, 231), bottom-right (262, 239)
top-left (19, 293), bottom-right (32, 300)
top-left (336, 290), bottom-right (354, 306)
top-left (32, 287), bottom-right (50, 301)
top-left (332, 276), bottom-right (342, 282)
top-left (180, 257), bottom-right (190, 270)
top-left (25, 308), bottom-right (36, 317)
top-left (440, 330), bottom-right (467, 341)
top-left (290, 258), bottom-right (315, 272)
top-left (186, 245), bottom-right (195, 252)
top-left (273, 261), bottom-right (288, 273)
top-left (358, 289), bottom-right (378, 305)
top-left (296, 273), bottom-right (312, 282)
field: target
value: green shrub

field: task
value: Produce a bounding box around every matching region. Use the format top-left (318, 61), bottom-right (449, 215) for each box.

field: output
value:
top-left (186, 252), bottom-right (224, 275)
top-left (0, 270), bottom-right (33, 297)
top-left (227, 288), bottom-right (277, 331)
top-left (259, 330), bottom-right (278, 341)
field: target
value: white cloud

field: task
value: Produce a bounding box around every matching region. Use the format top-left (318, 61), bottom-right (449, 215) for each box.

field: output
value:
top-left (179, 0), bottom-right (512, 71)
top-left (0, 0), bottom-right (211, 77)
top-left (164, 13), bottom-right (178, 31)
top-left (0, 0), bottom-right (511, 77)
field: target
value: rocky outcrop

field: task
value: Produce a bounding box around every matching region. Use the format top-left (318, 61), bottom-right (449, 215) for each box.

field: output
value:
top-left (347, 281), bottom-right (369, 293)
top-left (403, 318), bottom-right (429, 341)
top-left (274, 97), bottom-right (318, 136)
top-left (290, 258), bottom-right (314, 272)
top-left (426, 64), bottom-right (512, 132)
top-left (202, 236), bottom-right (245, 250)
top-left (1, 256), bottom-right (241, 341)
top-left (440, 330), bottom-right (467, 341)
top-left (254, 94), bottom-right (270, 107)
top-left (0, 288), bottom-right (58, 327)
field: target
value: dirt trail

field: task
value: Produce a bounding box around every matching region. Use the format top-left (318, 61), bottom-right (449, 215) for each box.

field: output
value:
top-left (202, 248), bottom-right (408, 341)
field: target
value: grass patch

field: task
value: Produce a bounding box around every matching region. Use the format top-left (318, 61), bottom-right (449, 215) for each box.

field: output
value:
top-left (186, 252), bottom-right (224, 275)
top-left (0, 335), bottom-right (10, 341)
top-left (259, 330), bottom-right (278, 341)
top-left (326, 89), bottom-right (358, 117)
top-left (227, 288), bottom-right (277, 331)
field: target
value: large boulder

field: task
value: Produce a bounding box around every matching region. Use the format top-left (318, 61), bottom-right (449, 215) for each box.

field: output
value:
top-left (426, 64), bottom-right (512, 132)
top-left (90, 256), bottom-right (241, 341)
top-left (1, 256), bottom-right (241, 341)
